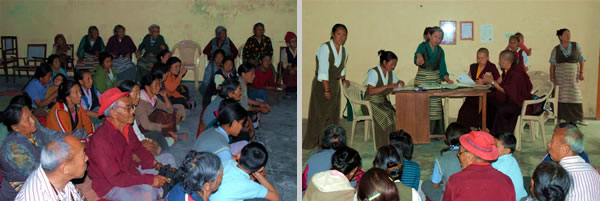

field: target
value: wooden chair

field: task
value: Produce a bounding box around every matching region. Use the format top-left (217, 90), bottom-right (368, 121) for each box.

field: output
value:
top-left (514, 71), bottom-right (558, 150)
top-left (15, 44), bottom-right (47, 77)
top-left (172, 40), bottom-right (202, 90)
top-left (342, 80), bottom-right (377, 151)
top-left (1, 36), bottom-right (19, 82)
top-left (66, 44), bottom-right (75, 72)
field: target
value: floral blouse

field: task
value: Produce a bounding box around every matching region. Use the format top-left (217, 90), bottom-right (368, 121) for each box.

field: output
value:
top-left (242, 36), bottom-right (273, 64)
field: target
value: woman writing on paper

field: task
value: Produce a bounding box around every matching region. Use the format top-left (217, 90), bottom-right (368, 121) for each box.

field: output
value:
top-left (363, 50), bottom-right (404, 149)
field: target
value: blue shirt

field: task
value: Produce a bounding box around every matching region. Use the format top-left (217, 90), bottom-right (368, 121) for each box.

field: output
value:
top-left (401, 159), bottom-right (421, 190)
top-left (492, 154), bottom-right (527, 201)
top-left (166, 183), bottom-right (206, 201)
top-left (303, 149), bottom-right (335, 189)
top-left (431, 146), bottom-right (459, 184)
top-left (209, 160), bottom-right (268, 201)
top-left (215, 127), bottom-right (233, 164)
top-left (24, 79), bottom-right (50, 108)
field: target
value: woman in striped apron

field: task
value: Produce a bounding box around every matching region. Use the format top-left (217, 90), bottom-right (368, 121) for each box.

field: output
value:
top-left (303, 24), bottom-right (349, 150)
top-left (414, 26), bottom-right (454, 134)
top-left (363, 50), bottom-right (404, 149)
top-left (550, 28), bottom-right (587, 125)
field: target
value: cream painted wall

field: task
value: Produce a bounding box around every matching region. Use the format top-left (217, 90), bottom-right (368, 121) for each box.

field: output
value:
top-left (302, 0), bottom-right (600, 119)
top-left (0, 0), bottom-right (296, 81)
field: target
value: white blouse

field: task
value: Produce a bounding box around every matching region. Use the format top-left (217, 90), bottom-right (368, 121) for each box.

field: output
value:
top-left (365, 64), bottom-right (399, 87)
top-left (316, 40), bottom-right (348, 82)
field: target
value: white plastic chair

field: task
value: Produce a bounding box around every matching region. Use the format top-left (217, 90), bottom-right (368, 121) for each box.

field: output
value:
top-left (237, 42), bottom-right (244, 66)
top-left (341, 80), bottom-right (377, 151)
top-left (514, 71), bottom-right (558, 150)
top-left (171, 40), bottom-right (202, 90)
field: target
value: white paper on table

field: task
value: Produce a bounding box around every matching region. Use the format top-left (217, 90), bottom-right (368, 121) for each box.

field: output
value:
top-left (457, 72), bottom-right (475, 84)
top-left (480, 24), bottom-right (493, 43)
top-left (461, 23), bottom-right (473, 39)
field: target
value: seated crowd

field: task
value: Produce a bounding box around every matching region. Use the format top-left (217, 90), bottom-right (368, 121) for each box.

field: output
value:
top-left (303, 122), bottom-right (600, 201)
top-left (0, 22), bottom-right (293, 201)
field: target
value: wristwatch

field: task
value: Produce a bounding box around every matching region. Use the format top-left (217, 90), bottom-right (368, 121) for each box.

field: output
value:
top-left (491, 81), bottom-right (495, 86)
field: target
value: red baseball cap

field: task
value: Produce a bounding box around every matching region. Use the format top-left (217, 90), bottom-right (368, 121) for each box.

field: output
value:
top-left (98, 88), bottom-right (129, 116)
top-left (459, 131), bottom-right (498, 161)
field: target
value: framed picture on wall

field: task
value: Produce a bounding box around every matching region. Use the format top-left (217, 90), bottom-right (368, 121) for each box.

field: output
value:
top-left (440, 20), bottom-right (457, 44)
top-left (460, 21), bottom-right (474, 40)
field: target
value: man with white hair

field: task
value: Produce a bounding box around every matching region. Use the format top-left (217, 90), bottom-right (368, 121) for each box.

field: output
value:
top-left (86, 88), bottom-right (169, 201)
top-left (547, 123), bottom-right (600, 200)
top-left (15, 135), bottom-right (87, 201)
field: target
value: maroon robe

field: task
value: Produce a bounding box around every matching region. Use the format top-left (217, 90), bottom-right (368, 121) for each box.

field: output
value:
top-left (491, 65), bottom-right (532, 135)
top-left (457, 61), bottom-right (500, 129)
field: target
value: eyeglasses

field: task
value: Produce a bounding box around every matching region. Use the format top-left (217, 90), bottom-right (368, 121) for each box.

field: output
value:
top-left (456, 149), bottom-right (466, 158)
top-left (115, 105), bottom-right (135, 112)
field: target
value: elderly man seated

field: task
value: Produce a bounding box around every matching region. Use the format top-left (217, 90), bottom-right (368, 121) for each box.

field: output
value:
top-left (15, 135), bottom-right (87, 200)
top-left (443, 131), bottom-right (515, 201)
top-left (86, 88), bottom-right (170, 201)
top-left (547, 123), bottom-right (600, 200)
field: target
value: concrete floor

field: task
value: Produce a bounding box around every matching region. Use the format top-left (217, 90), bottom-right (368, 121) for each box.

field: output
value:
top-left (302, 117), bottom-right (600, 181)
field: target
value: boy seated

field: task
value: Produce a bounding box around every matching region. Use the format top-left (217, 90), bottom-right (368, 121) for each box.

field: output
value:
top-left (491, 132), bottom-right (527, 201)
top-left (210, 142), bottom-right (280, 201)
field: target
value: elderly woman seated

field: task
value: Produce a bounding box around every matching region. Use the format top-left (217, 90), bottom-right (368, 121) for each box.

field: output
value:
top-left (106, 24), bottom-right (138, 81)
top-left (203, 26), bottom-right (239, 60)
top-left (76, 26), bottom-right (105, 60)
top-left (242, 23), bottom-right (273, 65)
top-left (165, 151), bottom-right (223, 201)
top-left (136, 73), bottom-right (187, 149)
top-left (52, 34), bottom-right (71, 68)
top-left (137, 24), bottom-right (169, 77)
top-left (0, 96), bottom-right (67, 200)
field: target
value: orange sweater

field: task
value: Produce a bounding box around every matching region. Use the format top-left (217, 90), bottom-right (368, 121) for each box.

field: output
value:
top-left (46, 102), bottom-right (94, 136)
top-left (164, 72), bottom-right (185, 98)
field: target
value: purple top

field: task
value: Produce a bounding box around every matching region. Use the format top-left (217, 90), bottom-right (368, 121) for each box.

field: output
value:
top-left (106, 35), bottom-right (137, 57)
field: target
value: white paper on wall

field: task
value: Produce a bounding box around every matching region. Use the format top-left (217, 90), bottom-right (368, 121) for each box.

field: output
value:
top-left (480, 24), bottom-right (493, 43)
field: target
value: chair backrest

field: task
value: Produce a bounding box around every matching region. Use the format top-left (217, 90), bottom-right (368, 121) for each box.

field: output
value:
top-left (27, 44), bottom-right (47, 60)
top-left (171, 40), bottom-right (202, 67)
top-left (276, 46), bottom-right (287, 83)
top-left (67, 44), bottom-right (74, 58)
top-left (1, 36), bottom-right (18, 57)
top-left (341, 80), bottom-right (366, 117)
top-left (528, 71), bottom-right (553, 97)
top-left (238, 42), bottom-right (245, 65)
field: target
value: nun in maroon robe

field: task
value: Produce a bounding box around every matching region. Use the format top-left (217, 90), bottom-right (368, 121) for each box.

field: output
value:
top-left (457, 58), bottom-right (501, 129)
top-left (485, 56), bottom-right (532, 135)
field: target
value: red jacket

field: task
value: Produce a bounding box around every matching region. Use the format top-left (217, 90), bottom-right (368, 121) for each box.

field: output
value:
top-left (86, 119), bottom-right (155, 197)
top-left (443, 163), bottom-right (515, 201)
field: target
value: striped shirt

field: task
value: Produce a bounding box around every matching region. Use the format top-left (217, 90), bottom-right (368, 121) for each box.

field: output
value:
top-left (14, 166), bottom-right (83, 201)
top-left (401, 159), bottom-right (421, 190)
top-left (560, 156), bottom-right (600, 201)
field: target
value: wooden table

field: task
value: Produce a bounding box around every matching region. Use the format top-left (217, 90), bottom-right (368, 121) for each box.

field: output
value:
top-left (393, 88), bottom-right (489, 144)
